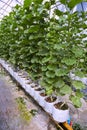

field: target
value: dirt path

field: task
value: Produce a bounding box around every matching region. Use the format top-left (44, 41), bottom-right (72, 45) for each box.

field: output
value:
top-left (0, 70), bottom-right (56, 130)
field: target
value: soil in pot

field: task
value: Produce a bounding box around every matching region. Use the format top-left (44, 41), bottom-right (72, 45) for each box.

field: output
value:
top-left (34, 88), bottom-right (44, 101)
top-left (26, 81), bottom-right (32, 84)
top-left (38, 92), bottom-right (47, 107)
top-left (35, 88), bottom-right (43, 91)
top-left (54, 102), bottom-right (68, 110)
top-left (45, 96), bottom-right (57, 103)
top-left (40, 92), bottom-right (47, 97)
top-left (31, 84), bottom-right (38, 88)
top-left (21, 76), bottom-right (26, 78)
top-left (44, 96), bottom-right (57, 114)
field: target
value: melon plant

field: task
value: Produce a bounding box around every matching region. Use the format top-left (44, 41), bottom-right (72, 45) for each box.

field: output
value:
top-left (0, 0), bottom-right (87, 107)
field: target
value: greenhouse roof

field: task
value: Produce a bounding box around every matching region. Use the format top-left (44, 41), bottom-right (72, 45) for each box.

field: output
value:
top-left (0, 1), bottom-right (87, 20)
top-left (0, 0), bottom-right (23, 19)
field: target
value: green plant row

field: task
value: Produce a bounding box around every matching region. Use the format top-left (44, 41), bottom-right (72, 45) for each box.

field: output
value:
top-left (0, 0), bottom-right (87, 107)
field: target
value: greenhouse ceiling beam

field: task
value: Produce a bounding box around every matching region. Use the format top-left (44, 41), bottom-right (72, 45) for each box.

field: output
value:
top-left (0, 0), bottom-right (13, 8)
top-left (0, 8), bottom-right (9, 13)
top-left (15, 0), bottom-right (22, 5)
top-left (2, 0), bottom-right (13, 12)
top-left (0, 0), bottom-right (13, 18)
top-left (0, 0), bottom-right (11, 19)
top-left (81, 2), bottom-right (84, 12)
top-left (0, 12), bottom-right (4, 16)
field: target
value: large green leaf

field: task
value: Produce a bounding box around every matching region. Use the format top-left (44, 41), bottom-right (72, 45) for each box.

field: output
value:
top-left (47, 64), bottom-right (57, 71)
top-left (72, 81), bottom-right (85, 90)
top-left (46, 87), bottom-right (53, 95)
top-left (54, 44), bottom-right (63, 50)
top-left (60, 85), bottom-right (72, 95)
top-left (54, 79), bottom-right (65, 88)
top-left (70, 96), bottom-right (82, 108)
top-left (76, 90), bottom-right (83, 98)
top-left (31, 57), bottom-right (38, 63)
top-left (74, 70), bottom-right (85, 78)
top-left (46, 71), bottom-right (55, 78)
top-left (72, 47), bottom-right (84, 58)
top-left (42, 66), bottom-right (47, 71)
top-left (55, 69), bottom-right (68, 77)
top-left (42, 56), bottom-right (51, 63)
top-left (46, 78), bottom-right (54, 84)
top-left (62, 58), bottom-right (76, 66)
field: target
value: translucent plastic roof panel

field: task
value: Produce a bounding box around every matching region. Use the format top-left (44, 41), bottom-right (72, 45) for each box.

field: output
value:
top-left (0, 0), bottom-right (23, 19)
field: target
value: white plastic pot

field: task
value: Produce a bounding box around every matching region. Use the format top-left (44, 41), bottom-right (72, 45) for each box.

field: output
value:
top-left (52, 102), bottom-right (69, 122)
top-left (25, 84), bottom-right (31, 94)
top-left (34, 88), bottom-right (43, 102)
top-left (38, 92), bottom-right (47, 107)
top-left (13, 72), bottom-right (19, 81)
top-left (8, 67), bottom-right (14, 76)
top-left (44, 96), bottom-right (57, 115)
top-left (29, 83), bottom-right (37, 97)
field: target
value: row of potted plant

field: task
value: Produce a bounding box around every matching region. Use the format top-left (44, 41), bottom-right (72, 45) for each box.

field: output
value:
top-left (0, 0), bottom-right (86, 109)
top-left (0, 59), bottom-right (69, 122)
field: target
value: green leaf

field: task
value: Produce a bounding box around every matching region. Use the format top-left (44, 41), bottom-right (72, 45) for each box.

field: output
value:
top-left (60, 85), bottom-right (72, 95)
top-left (28, 25), bottom-right (39, 33)
top-left (46, 78), bottom-right (54, 84)
top-left (24, 29), bottom-right (29, 34)
top-left (24, 0), bottom-right (32, 8)
top-left (50, 57), bottom-right (57, 63)
top-left (46, 87), bottom-right (53, 95)
top-left (37, 49), bottom-right (49, 56)
top-left (29, 35), bottom-right (34, 40)
top-left (40, 80), bottom-right (47, 87)
top-left (70, 96), bottom-right (82, 108)
top-left (42, 66), bottom-right (47, 71)
top-left (68, 0), bottom-right (83, 9)
top-left (72, 47), bottom-right (84, 58)
top-left (72, 81), bottom-right (85, 90)
top-left (76, 90), bottom-right (83, 98)
top-left (54, 44), bottom-right (63, 50)
top-left (60, 0), bottom-right (66, 5)
top-left (44, 2), bottom-right (51, 9)
top-left (54, 79), bottom-right (65, 88)
top-left (47, 64), bottom-right (57, 71)
top-left (33, 0), bottom-right (43, 4)
top-left (31, 57), bottom-right (38, 63)
top-left (46, 71), bottom-right (55, 78)
top-left (42, 56), bottom-right (51, 63)
top-left (54, 9), bottom-right (64, 16)
top-left (62, 58), bottom-right (76, 66)
top-left (55, 69), bottom-right (68, 77)
top-left (74, 71), bottom-right (85, 78)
